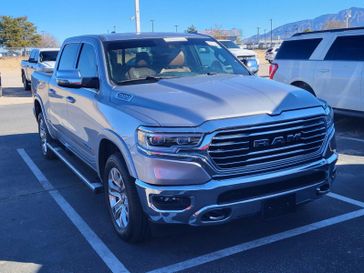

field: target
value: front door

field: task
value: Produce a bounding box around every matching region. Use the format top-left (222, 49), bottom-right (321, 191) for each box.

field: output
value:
top-left (63, 43), bottom-right (101, 167)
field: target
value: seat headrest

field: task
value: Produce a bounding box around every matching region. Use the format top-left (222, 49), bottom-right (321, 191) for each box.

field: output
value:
top-left (135, 52), bottom-right (150, 67)
top-left (169, 51), bottom-right (185, 67)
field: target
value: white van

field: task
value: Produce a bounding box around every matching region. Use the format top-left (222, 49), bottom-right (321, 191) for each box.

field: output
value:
top-left (271, 27), bottom-right (364, 115)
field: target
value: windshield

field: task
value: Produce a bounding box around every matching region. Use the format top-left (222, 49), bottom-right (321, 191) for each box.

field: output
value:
top-left (103, 38), bottom-right (250, 85)
top-left (219, 40), bottom-right (240, 49)
top-left (39, 51), bottom-right (59, 62)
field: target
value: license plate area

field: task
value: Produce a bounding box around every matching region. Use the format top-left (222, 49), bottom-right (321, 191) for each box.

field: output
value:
top-left (262, 194), bottom-right (296, 218)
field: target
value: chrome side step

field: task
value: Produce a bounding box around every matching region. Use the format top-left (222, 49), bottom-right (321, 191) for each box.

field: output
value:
top-left (47, 143), bottom-right (103, 193)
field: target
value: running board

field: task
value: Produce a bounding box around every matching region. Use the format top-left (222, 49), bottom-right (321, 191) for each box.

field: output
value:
top-left (47, 143), bottom-right (103, 193)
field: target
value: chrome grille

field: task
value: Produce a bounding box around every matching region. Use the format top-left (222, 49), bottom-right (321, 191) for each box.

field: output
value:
top-left (208, 116), bottom-right (327, 170)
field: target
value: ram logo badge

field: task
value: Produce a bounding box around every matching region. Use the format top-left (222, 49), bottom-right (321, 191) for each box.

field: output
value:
top-left (253, 133), bottom-right (302, 148)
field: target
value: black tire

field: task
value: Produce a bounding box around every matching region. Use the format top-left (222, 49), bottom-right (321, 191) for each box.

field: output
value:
top-left (37, 113), bottom-right (56, 160)
top-left (22, 71), bottom-right (31, 91)
top-left (104, 153), bottom-right (150, 243)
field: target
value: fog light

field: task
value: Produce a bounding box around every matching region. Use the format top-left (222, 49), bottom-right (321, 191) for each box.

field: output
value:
top-left (151, 195), bottom-right (191, 210)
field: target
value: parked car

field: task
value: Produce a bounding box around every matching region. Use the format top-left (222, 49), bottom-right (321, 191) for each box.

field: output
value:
top-left (270, 27), bottom-right (364, 115)
top-left (21, 48), bottom-right (59, 90)
top-left (32, 32), bottom-right (337, 242)
top-left (218, 39), bottom-right (260, 74)
top-left (265, 47), bottom-right (279, 63)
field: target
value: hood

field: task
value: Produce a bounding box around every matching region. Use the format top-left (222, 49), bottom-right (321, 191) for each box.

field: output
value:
top-left (40, 61), bottom-right (56, 68)
top-left (228, 48), bottom-right (257, 57)
top-left (112, 74), bottom-right (322, 127)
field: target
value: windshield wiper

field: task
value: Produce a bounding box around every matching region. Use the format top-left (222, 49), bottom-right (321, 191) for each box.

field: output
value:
top-left (117, 76), bottom-right (170, 85)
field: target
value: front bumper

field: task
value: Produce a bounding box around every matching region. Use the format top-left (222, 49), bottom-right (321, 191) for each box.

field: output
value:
top-left (136, 152), bottom-right (338, 226)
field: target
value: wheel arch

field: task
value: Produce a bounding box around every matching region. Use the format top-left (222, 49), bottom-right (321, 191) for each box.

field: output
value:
top-left (97, 132), bottom-right (138, 181)
top-left (291, 81), bottom-right (316, 96)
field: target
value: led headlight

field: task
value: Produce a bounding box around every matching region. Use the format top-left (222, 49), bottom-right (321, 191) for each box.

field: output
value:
top-left (137, 129), bottom-right (203, 152)
top-left (324, 103), bottom-right (334, 128)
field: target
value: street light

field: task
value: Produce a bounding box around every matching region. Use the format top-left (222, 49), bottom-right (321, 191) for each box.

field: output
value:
top-left (150, 20), bottom-right (155, 32)
top-left (174, 25), bottom-right (179, 33)
top-left (270, 19), bottom-right (273, 46)
top-left (134, 0), bottom-right (141, 33)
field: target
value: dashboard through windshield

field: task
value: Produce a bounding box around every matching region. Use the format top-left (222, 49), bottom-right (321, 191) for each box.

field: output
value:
top-left (103, 37), bottom-right (250, 85)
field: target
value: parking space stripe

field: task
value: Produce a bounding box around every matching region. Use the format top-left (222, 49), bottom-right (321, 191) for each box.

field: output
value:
top-left (328, 192), bottom-right (364, 208)
top-left (147, 209), bottom-right (364, 273)
top-left (17, 149), bottom-right (130, 273)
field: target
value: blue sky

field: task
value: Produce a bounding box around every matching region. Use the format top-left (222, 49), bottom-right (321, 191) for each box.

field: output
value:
top-left (2, 0), bottom-right (363, 43)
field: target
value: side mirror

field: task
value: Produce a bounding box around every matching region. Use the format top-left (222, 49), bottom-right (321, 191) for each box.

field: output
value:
top-left (28, 58), bottom-right (37, 63)
top-left (56, 70), bottom-right (99, 89)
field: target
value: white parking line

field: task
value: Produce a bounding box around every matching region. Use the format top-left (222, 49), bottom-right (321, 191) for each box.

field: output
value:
top-left (17, 149), bottom-right (130, 273)
top-left (148, 209), bottom-right (364, 273)
top-left (328, 192), bottom-right (364, 208)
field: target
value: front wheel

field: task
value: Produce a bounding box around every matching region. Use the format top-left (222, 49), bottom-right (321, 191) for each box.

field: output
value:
top-left (104, 153), bottom-right (150, 243)
top-left (22, 72), bottom-right (31, 91)
top-left (37, 113), bottom-right (56, 160)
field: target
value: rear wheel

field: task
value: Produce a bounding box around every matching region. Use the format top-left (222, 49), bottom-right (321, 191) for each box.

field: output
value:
top-left (37, 113), bottom-right (56, 160)
top-left (104, 153), bottom-right (150, 243)
top-left (22, 72), bottom-right (31, 91)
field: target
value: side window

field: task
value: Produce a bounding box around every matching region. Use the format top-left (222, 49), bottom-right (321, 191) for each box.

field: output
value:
top-left (29, 50), bottom-right (36, 61)
top-left (275, 38), bottom-right (322, 60)
top-left (58, 44), bottom-right (79, 70)
top-left (325, 35), bottom-right (364, 61)
top-left (77, 44), bottom-right (98, 77)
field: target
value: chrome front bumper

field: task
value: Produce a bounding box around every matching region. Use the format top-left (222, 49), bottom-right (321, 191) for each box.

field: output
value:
top-left (136, 152), bottom-right (338, 226)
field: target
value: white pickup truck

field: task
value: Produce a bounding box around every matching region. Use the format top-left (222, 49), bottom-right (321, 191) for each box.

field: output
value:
top-left (21, 48), bottom-right (59, 90)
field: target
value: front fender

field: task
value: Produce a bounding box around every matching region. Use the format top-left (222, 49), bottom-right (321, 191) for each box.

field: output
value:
top-left (96, 129), bottom-right (138, 179)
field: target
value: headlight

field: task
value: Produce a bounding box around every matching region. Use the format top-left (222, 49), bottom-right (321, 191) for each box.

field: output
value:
top-left (137, 128), bottom-right (203, 152)
top-left (323, 103), bottom-right (334, 128)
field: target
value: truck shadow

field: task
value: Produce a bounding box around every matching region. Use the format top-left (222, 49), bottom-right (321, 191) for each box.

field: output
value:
top-left (1, 87), bottom-right (31, 98)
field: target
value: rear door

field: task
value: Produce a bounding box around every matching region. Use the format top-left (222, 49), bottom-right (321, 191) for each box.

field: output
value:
top-left (47, 43), bottom-right (80, 138)
top-left (315, 35), bottom-right (364, 111)
top-left (63, 42), bottom-right (101, 166)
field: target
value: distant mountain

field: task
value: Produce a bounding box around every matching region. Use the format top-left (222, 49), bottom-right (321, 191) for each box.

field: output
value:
top-left (247, 7), bottom-right (364, 42)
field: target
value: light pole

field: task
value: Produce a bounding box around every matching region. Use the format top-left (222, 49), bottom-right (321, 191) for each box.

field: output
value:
top-left (150, 20), bottom-right (154, 32)
top-left (134, 0), bottom-right (141, 33)
top-left (257, 27), bottom-right (260, 47)
top-left (345, 10), bottom-right (352, 28)
top-left (270, 18), bottom-right (273, 46)
top-left (174, 25), bottom-right (179, 32)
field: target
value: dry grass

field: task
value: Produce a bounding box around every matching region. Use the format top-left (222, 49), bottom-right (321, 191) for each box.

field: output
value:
top-left (0, 57), bottom-right (25, 71)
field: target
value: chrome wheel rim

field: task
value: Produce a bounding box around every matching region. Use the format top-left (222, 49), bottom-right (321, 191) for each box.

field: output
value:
top-left (108, 167), bottom-right (129, 229)
top-left (39, 118), bottom-right (48, 155)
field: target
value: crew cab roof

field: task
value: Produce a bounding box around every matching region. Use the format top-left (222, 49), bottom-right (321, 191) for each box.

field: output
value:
top-left (63, 32), bottom-right (209, 44)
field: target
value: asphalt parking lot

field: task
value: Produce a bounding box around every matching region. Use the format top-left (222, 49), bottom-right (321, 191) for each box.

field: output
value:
top-left (1, 86), bottom-right (364, 273)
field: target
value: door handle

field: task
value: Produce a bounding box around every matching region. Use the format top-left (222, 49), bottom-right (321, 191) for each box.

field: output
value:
top-left (319, 69), bottom-right (330, 73)
top-left (66, 96), bottom-right (76, 103)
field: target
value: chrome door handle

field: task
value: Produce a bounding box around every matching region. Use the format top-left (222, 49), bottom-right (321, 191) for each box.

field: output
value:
top-left (319, 69), bottom-right (330, 73)
top-left (66, 96), bottom-right (76, 103)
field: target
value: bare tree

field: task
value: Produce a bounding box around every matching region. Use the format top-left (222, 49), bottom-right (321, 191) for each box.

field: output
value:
top-left (207, 25), bottom-right (228, 40)
top-left (38, 33), bottom-right (60, 47)
top-left (322, 20), bottom-right (346, 30)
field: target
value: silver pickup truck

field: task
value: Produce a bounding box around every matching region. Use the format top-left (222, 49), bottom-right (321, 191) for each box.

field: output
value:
top-left (31, 33), bottom-right (337, 242)
top-left (21, 48), bottom-right (59, 90)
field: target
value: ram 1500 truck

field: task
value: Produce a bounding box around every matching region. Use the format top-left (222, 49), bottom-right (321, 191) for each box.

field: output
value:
top-left (21, 48), bottom-right (59, 90)
top-left (31, 33), bottom-right (337, 242)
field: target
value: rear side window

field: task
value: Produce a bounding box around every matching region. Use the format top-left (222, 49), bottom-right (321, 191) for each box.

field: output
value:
top-left (275, 38), bottom-right (322, 60)
top-left (58, 44), bottom-right (79, 70)
top-left (77, 44), bottom-right (98, 77)
top-left (325, 35), bottom-right (364, 61)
